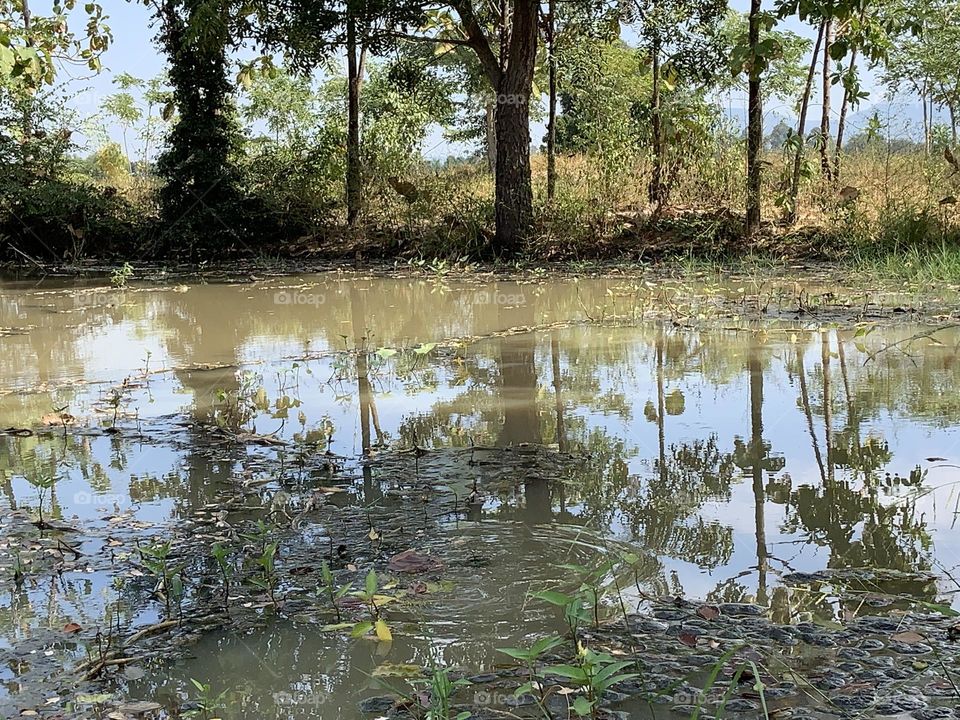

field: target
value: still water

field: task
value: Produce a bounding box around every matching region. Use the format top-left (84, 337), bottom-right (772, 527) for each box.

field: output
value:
top-left (1, 272), bottom-right (958, 718)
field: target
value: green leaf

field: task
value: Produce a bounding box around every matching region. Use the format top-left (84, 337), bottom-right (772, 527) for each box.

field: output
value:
top-left (350, 621), bottom-right (374, 637)
top-left (365, 568), bottom-right (378, 597)
top-left (531, 590), bottom-right (574, 607)
top-left (546, 664), bottom-right (589, 683)
top-left (572, 696), bottom-right (593, 716)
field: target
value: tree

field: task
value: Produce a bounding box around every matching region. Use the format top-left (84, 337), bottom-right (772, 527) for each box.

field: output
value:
top-left (152, 0), bottom-right (247, 253)
top-left (630, 0), bottom-right (727, 210)
top-left (240, 0), bottom-right (425, 228)
top-left (0, 1), bottom-right (112, 90)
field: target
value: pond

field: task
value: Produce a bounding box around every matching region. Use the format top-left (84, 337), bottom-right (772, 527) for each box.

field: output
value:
top-left (2, 271), bottom-right (960, 719)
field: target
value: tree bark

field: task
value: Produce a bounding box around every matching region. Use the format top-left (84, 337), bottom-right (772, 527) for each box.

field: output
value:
top-left (746, 0), bottom-right (763, 236)
top-left (819, 18), bottom-right (834, 181)
top-left (493, 0), bottom-right (538, 256)
top-left (546, 0), bottom-right (557, 202)
top-left (485, 100), bottom-right (497, 173)
top-left (648, 31), bottom-right (666, 210)
top-left (922, 83), bottom-right (930, 156)
top-left (785, 20), bottom-right (825, 224)
top-left (346, 12), bottom-right (363, 227)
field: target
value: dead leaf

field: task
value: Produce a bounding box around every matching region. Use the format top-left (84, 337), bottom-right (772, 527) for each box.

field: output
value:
top-left (696, 604), bottom-right (720, 621)
top-left (678, 631), bottom-right (698, 647)
top-left (387, 550), bottom-right (443, 574)
top-left (892, 631), bottom-right (926, 644)
top-left (63, 622), bottom-right (83, 634)
top-left (41, 412), bottom-right (75, 426)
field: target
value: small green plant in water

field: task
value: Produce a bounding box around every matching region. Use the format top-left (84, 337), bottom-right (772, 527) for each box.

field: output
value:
top-left (210, 542), bottom-right (234, 611)
top-left (185, 678), bottom-right (230, 719)
top-left (348, 568), bottom-right (394, 642)
top-left (547, 643), bottom-right (639, 719)
top-left (26, 467), bottom-right (58, 533)
top-left (139, 541), bottom-right (185, 618)
top-left (111, 262), bottom-right (133, 288)
top-left (240, 521), bottom-right (280, 607)
top-left (319, 560), bottom-right (353, 622)
top-left (498, 635), bottom-right (566, 719)
top-left (412, 667), bottom-right (471, 720)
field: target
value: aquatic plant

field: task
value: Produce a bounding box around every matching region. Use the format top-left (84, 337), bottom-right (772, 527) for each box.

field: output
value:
top-left (111, 262), bottom-right (133, 288)
top-left (240, 520), bottom-right (281, 607)
top-left (185, 678), bottom-right (230, 719)
top-left (546, 644), bottom-right (639, 720)
top-left (210, 542), bottom-right (234, 611)
top-left (26, 466), bottom-right (58, 533)
top-left (349, 568), bottom-right (394, 642)
top-left (139, 540), bottom-right (185, 618)
top-left (319, 560), bottom-right (353, 623)
top-left (498, 635), bottom-right (566, 720)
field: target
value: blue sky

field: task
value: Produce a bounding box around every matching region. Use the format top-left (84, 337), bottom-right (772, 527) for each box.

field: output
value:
top-left (62, 0), bottom-right (922, 159)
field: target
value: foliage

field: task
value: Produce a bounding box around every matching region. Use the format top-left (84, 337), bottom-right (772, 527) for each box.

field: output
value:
top-left (152, 0), bottom-right (253, 254)
top-left (0, 0), bottom-right (112, 90)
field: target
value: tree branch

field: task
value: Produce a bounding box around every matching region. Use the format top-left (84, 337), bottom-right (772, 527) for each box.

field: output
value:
top-left (450, 0), bottom-right (501, 87)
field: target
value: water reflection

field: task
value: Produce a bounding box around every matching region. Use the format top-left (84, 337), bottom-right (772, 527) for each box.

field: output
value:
top-left (2, 275), bottom-right (960, 715)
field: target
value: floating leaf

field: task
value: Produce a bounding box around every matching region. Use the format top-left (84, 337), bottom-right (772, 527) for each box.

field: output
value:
top-left (892, 631), bottom-right (925, 644)
top-left (374, 619), bottom-right (393, 642)
top-left (372, 662), bottom-right (421, 678)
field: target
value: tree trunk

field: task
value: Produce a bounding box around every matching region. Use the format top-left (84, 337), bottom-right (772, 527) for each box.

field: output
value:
top-left (546, 0), bottom-right (557, 202)
top-left (493, 0), bottom-right (538, 256)
top-left (785, 20), bottom-right (825, 224)
top-left (950, 101), bottom-right (958, 146)
top-left (485, 100), bottom-right (497, 173)
top-left (922, 83), bottom-right (930, 156)
top-left (834, 8), bottom-right (865, 181)
top-left (346, 13), bottom-right (363, 227)
top-left (745, 0), bottom-right (763, 236)
top-left (833, 43), bottom-right (858, 182)
top-left (819, 18), bottom-right (834, 181)
top-left (648, 32), bottom-right (666, 210)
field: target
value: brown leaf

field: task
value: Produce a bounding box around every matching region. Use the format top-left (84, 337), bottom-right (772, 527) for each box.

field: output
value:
top-left (387, 550), bottom-right (443, 574)
top-left (678, 631), bottom-right (698, 648)
top-left (63, 622), bottom-right (83, 634)
top-left (696, 604), bottom-right (720, 621)
top-left (892, 631), bottom-right (926, 644)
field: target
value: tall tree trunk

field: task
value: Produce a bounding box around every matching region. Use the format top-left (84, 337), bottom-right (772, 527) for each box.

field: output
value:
top-left (922, 83), bottom-right (930, 156)
top-left (485, 100), bottom-right (497, 173)
top-left (346, 13), bottom-right (363, 227)
top-left (819, 18), bottom-right (834, 181)
top-left (746, 0), bottom-right (763, 236)
top-left (950, 101), bottom-right (958, 147)
top-left (493, 0), bottom-right (538, 256)
top-left (648, 32), bottom-right (666, 210)
top-left (785, 20), bottom-right (825, 225)
top-left (546, 0), bottom-right (557, 201)
top-left (834, 9), bottom-right (865, 181)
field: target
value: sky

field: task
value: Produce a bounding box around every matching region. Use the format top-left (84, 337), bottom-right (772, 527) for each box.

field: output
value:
top-left (58, 0), bottom-right (926, 160)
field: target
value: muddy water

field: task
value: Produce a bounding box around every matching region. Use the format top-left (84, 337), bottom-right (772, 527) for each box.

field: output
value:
top-left (1, 273), bottom-right (960, 718)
